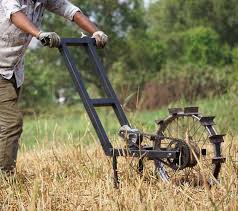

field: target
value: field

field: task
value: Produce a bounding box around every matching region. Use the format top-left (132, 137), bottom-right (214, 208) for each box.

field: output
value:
top-left (0, 94), bottom-right (238, 210)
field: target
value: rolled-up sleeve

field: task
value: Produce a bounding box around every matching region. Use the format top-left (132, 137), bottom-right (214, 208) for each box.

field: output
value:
top-left (1, 0), bottom-right (25, 20)
top-left (46, 0), bottom-right (81, 21)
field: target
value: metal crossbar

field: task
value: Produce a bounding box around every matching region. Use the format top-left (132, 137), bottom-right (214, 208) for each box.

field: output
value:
top-left (59, 37), bottom-right (129, 156)
top-left (58, 37), bottom-right (225, 187)
top-left (58, 37), bottom-right (177, 160)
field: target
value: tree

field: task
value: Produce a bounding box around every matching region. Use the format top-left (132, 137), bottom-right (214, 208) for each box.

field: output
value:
top-left (24, 0), bottom-right (149, 107)
top-left (182, 27), bottom-right (227, 66)
top-left (148, 0), bottom-right (238, 46)
top-left (147, 0), bottom-right (236, 65)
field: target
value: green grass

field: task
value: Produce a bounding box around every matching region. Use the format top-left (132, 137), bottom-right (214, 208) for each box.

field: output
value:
top-left (21, 93), bottom-right (238, 150)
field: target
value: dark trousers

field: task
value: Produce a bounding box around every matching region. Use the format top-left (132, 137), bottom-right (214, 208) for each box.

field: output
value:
top-left (0, 76), bottom-right (23, 172)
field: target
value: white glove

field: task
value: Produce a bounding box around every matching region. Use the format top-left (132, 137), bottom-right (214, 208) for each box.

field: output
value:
top-left (92, 31), bottom-right (108, 48)
top-left (37, 32), bottom-right (61, 48)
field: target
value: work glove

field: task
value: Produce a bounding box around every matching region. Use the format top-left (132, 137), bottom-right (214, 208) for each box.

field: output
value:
top-left (37, 32), bottom-right (61, 48)
top-left (92, 31), bottom-right (108, 48)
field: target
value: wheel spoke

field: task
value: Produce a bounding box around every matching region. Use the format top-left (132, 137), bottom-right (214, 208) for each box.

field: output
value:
top-left (155, 114), bottom-right (221, 185)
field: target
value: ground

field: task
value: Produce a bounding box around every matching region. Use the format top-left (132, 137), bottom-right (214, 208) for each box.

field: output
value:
top-left (0, 138), bottom-right (237, 210)
top-left (0, 95), bottom-right (238, 210)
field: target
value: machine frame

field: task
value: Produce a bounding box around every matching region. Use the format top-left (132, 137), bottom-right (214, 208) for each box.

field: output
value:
top-left (58, 37), bottom-right (225, 187)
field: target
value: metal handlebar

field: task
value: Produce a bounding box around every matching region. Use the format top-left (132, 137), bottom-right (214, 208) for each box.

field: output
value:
top-left (40, 36), bottom-right (96, 47)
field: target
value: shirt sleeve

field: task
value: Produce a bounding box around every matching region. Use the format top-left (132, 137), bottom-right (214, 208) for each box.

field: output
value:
top-left (1, 0), bottom-right (25, 20)
top-left (46, 0), bottom-right (81, 21)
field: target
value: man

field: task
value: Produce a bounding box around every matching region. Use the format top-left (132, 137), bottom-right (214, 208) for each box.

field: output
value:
top-left (0, 0), bottom-right (108, 173)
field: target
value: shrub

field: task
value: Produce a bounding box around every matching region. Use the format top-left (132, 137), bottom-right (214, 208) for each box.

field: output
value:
top-left (182, 27), bottom-right (228, 66)
top-left (141, 63), bottom-right (230, 109)
top-left (165, 27), bottom-right (230, 66)
top-left (232, 47), bottom-right (238, 66)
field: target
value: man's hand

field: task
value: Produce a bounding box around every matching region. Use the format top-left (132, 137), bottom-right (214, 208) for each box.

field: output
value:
top-left (73, 12), bottom-right (108, 48)
top-left (92, 31), bottom-right (108, 48)
top-left (37, 32), bottom-right (61, 48)
top-left (10, 12), bottom-right (60, 48)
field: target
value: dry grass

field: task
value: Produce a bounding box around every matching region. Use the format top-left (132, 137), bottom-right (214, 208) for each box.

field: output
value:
top-left (0, 135), bottom-right (238, 211)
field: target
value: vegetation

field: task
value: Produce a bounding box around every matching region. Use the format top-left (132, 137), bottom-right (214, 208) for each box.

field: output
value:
top-left (22, 0), bottom-right (238, 110)
top-left (21, 93), bottom-right (237, 149)
top-left (1, 0), bottom-right (238, 209)
top-left (0, 137), bottom-right (237, 210)
top-left (1, 97), bottom-right (238, 209)
top-left (6, 90), bottom-right (234, 210)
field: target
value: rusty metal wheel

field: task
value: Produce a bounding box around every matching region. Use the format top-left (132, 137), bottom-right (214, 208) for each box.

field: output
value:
top-left (154, 107), bottom-right (225, 185)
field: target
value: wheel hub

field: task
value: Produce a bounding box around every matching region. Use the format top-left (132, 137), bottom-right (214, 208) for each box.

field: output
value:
top-left (167, 140), bottom-right (200, 170)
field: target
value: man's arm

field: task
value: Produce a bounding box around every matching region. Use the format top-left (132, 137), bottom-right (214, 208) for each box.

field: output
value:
top-left (73, 12), bottom-right (98, 34)
top-left (45, 0), bottom-right (108, 48)
top-left (45, 0), bottom-right (97, 33)
top-left (11, 12), bottom-right (60, 48)
top-left (11, 11), bottom-right (40, 37)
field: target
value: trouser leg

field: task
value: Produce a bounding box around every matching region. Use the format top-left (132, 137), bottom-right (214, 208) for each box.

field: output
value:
top-left (0, 76), bottom-right (23, 172)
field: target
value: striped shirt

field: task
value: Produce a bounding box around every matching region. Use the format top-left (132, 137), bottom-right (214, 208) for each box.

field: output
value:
top-left (0, 0), bottom-right (80, 87)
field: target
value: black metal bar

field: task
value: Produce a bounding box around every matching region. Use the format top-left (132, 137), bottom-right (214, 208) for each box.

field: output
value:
top-left (168, 108), bottom-right (183, 115)
top-left (86, 43), bottom-right (130, 126)
top-left (112, 156), bottom-right (119, 188)
top-left (60, 37), bottom-right (95, 46)
top-left (200, 116), bottom-right (216, 126)
top-left (138, 159), bottom-right (144, 175)
top-left (212, 157), bottom-right (226, 164)
top-left (110, 148), bottom-right (178, 159)
top-left (91, 98), bottom-right (116, 107)
top-left (184, 106), bottom-right (199, 114)
top-left (59, 42), bottom-right (113, 155)
top-left (60, 37), bottom-right (129, 127)
top-left (59, 38), bottom-right (171, 162)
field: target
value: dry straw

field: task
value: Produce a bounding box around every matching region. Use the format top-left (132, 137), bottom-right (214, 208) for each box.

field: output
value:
top-left (0, 135), bottom-right (237, 210)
